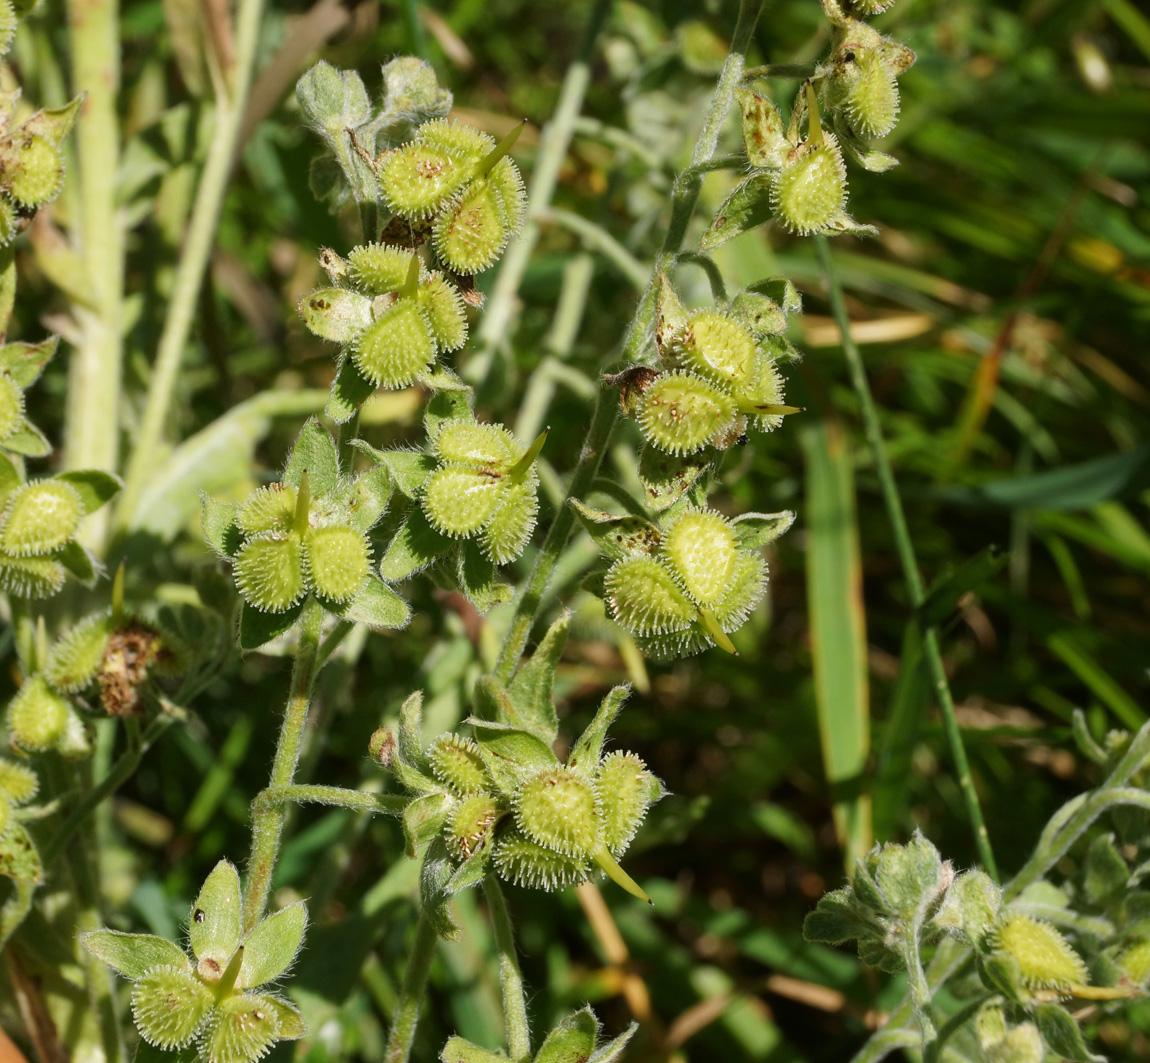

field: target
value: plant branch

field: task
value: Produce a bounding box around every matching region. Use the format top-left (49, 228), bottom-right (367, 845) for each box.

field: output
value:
top-left (484, 874), bottom-right (531, 1063)
top-left (383, 909), bottom-right (439, 1063)
top-left (254, 783), bottom-right (404, 814)
top-left (815, 236), bottom-right (998, 880)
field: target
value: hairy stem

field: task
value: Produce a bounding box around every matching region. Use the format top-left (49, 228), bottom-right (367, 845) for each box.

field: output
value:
top-left (254, 783), bottom-right (404, 814)
top-left (815, 236), bottom-right (999, 880)
top-left (484, 874), bottom-right (531, 1063)
top-left (494, 0), bottom-right (765, 679)
top-left (383, 909), bottom-right (438, 1063)
top-left (242, 597), bottom-right (324, 929)
top-left (115, 0), bottom-right (266, 531)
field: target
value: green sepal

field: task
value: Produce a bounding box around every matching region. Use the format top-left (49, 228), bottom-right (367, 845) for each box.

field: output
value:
top-left (424, 387), bottom-right (474, 439)
top-left (747, 277), bottom-right (801, 316)
top-left (571, 499), bottom-right (660, 561)
top-left (589, 1023), bottom-right (638, 1063)
top-left (468, 718), bottom-right (559, 797)
top-left (735, 87), bottom-right (789, 170)
top-left (440, 1036), bottom-right (508, 1063)
top-left (326, 350), bottom-right (376, 424)
top-left (444, 831), bottom-right (497, 895)
top-left (505, 611), bottom-right (567, 741)
top-left (57, 541), bottom-right (101, 586)
top-left (55, 469), bottom-right (123, 515)
top-left (398, 690), bottom-right (428, 770)
top-left (257, 994), bottom-right (305, 1039)
top-left (1034, 1004), bottom-right (1105, 1063)
top-left (567, 686), bottom-right (629, 776)
top-left (455, 541), bottom-right (508, 612)
top-left (638, 446), bottom-right (712, 511)
top-left (0, 820), bottom-right (43, 884)
top-left (283, 419), bottom-right (340, 498)
top-left (200, 494), bottom-right (242, 559)
top-left (0, 336), bottom-right (58, 388)
top-left (833, 112), bottom-right (899, 173)
top-left (22, 96), bottom-right (83, 147)
top-left (239, 600), bottom-right (303, 651)
top-left (731, 510), bottom-right (795, 550)
top-left (3, 419), bottom-right (51, 457)
top-left (699, 173), bottom-right (773, 252)
top-left (377, 450), bottom-right (437, 500)
top-left (977, 951), bottom-right (1027, 1006)
top-left (82, 930), bottom-right (189, 981)
top-left (420, 836), bottom-right (462, 941)
top-left (238, 901), bottom-right (307, 988)
top-left (189, 859), bottom-right (243, 966)
top-left (330, 575), bottom-right (411, 630)
top-left (380, 509), bottom-right (451, 581)
top-left (534, 1007), bottom-right (598, 1063)
top-left (336, 464), bottom-right (392, 533)
top-left (133, 1039), bottom-right (200, 1063)
top-left (417, 365), bottom-right (472, 393)
top-left (0, 452), bottom-right (19, 504)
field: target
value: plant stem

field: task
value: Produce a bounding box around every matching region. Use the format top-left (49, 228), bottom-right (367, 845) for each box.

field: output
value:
top-left (815, 236), bottom-right (999, 881)
top-left (926, 994), bottom-right (994, 1063)
top-left (63, 0), bottom-right (124, 550)
top-left (115, 0), bottom-right (266, 532)
top-left (383, 909), bottom-right (438, 1063)
top-left (483, 874), bottom-right (531, 1063)
top-left (254, 783), bottom-right (404, 814)
top-left (902, 933), bottom-right (937, 1057)
top-left (494, 0), bottom-right (765, 680)
top-left (242, 597), bottom-right (324, 930)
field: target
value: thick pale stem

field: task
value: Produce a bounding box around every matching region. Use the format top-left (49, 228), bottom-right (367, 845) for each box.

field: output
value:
top-left (383, 910), bottom-right (438, 1063)
top-left (483, 874), bottom-right (531, 1063)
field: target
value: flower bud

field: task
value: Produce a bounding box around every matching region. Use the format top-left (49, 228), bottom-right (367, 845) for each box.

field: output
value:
top-left (0, 372), bottom-right (24, 440)
top-left (0, 758), bottom-right (37, 804)
top-left (991, 914), bottom-right (1088, 990)
top-left (514, 767), bottom-right (601, 858)
top-left (368, 726), bottom-right (397, 768)
top-left (0, 480), bottom-right (83, 556)
top-left (233, 534), bottom-right (306, 612)
top-left (771, 134), bottom-right (848, 235)
top-left (351, 299), bottom-right (435, 388)
top-left (635, 371), bottom-right (738, 455)
top-left (236, 485), bottom-right (298, 537)
top-left (596, 752), bottom-right (657, 854)
top-left (445, 791), bottom-right (501, 859)
top-left (494, 827), bottom-right (591, 892)
top-left (45, 611), bottom-right (113, 692)
top-left (303, 525), bottom-right (370, 602)
top-left (131, 965), bottom-right (213, 1049)
top-left (427, 733), bottom-right (489, 794)
top-left (7, 674), bottom-right (71, 752)
top-left (8, 136), bottom-right (64, 208)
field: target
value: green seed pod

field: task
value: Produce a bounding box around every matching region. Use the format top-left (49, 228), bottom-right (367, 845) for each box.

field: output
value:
top-left (0, 372), bottom-right (24, 440)
top-left (347, 244), bottom-right (414, 295)
top-left (515, 767), bottom-right (602, 858)
top-left (236, 485), bottom-right (298, 537)
top-left (770, 136), bottom-right (848, 235)
top-left (432, 180), bottom-right (508, 275)
top-left (417, 273), bottom-right (468, 351)
top-left (0, 758), bottom-right (37, 804)
top-left (45, 611), bottom-right (113, 692)
top-left (1119, 940), bottom-right (1150, 984)
top-left (604, 557), bottom-right (695, 638)
top-left (131, 965), bottom-right (213, 1049)
top-left (0, 0), bottom-right (16, 58)
top-left (377, 143), bottom-right (469, 219)
top-left (992, 914), bottom-right (1088, 990)
top-left (421, 467), bottom-right (501, 538)
top-left (433, 421), bottom-right (517, 466)
top-left (742, 358), bottom-right (790, 432)
top-left (0, 480), bottom-right (84, 556)
top-left (635, 372), bottom-right (737, 455)
top-left (710, 551), bottom-right (767, 631)
top-left (200, 995), bottom-right (280, 1063)
top-left (0, 555), bottom-right (67, 598)
top-left (351, 299), bottom-right (435, 388)
top-left (485, 156), bottom-right (527, 234)
top-left (667, 310), bottom-right (760, 391)
top-left (445, 791), bottom-right (501, 860)
top-left (0, 197), bottom-right (18, 247)
top-left (8, 136), bottom-right (64, 208)
top-left (233, 534), bottom-right (306, 612)
top-left (661, 509), bottom-right (740, 607)
top-left (416, 118), bottom-right (494, 161)
top-left (850, 0), bottom-right (898, 14)
top-left (481, 483), bottom-right (538, 565)
top-left (427, 733), bottom-right (489, 794)
top-left (596, 752), bottom-right (658, 854)
top-left (303, 525), bottom-right (370, 602)
top-left (7, 674), bottom-right (71, 752)
top-left (844, 51), bottom-right (900, 139)
top-left (297, 288), bottom-right (372, 344)
top-left (494, 827), bottom-right (591, 892)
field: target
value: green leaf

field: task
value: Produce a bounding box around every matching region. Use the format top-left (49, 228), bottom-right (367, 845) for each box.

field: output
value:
top-left (82, 930), bottom-right (189, 980)
top-left (917, 546), bottom-right (1008, 628)
top-left (326, 350), bottom-right (376, 424)
top-left (802, 888), bottom-right (867, 946)
top-left (380, 509), bottom-right (451, 581)
top-left (0, 821), bottom-right (43, 884)
top-left (239, 901), bottom-right (307, 988)
top-left (735, 87), bottom-right (789, 169)
top-left (423, 387), bottom-right (473, 438)
top-left (0, 336), bottom-right (58, 387)
top-left (456, 541), bottom-right (504, 612)
top-left (505, 612), bottom-right (568, 741)
top-left (200, 495), bottom-right (241, 559)
top-left (239, 600), bottom-right (303, 651)
top-left (402, 792), bottom-right (451, 857)
top-left (731, 510), bottom-right (795, 550)
top-left (331, 576), bottom-right (411, 630)
top-left (570, 499), bottom-right (660, 561)
top-left (1034, 1003), bottom-right (1105, 1062)
top-left (420, 836), bottom-right (462, 941)
top-left (55, 470), bottom-right (123, 515)
top-left (283, 419), bottom-right (341, 497)
top-left (3, 420), bottom-right (51, 457)
top-left (534, 1007), bottom-right (599, 1063)
top-left (588, 1023), bottom-right (638, 1063)
top-left (568, 686), bottom-right (630, 777)
top-left (440, 1036), bottom-right (507, 1063)
top-left (699, 173), bottom-right (774, 252)
top-left (468, 718), bottom-right (559, 796)
top-left (57, 541), bottom-right (101, 586)
top-left (377, 450), bottom-right (438, 500)
top-left (397, 690), bottom-right (427, 770)
top-left (188, 859), bottom-right (243, 966)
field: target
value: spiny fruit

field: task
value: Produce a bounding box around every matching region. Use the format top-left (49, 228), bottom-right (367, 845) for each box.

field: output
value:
top-left (771, 134), bottom-right (848, 235)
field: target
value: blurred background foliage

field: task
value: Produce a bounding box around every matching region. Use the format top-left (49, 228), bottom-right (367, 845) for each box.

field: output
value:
top-left (2, 0), bottom-right (1149, 1060)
